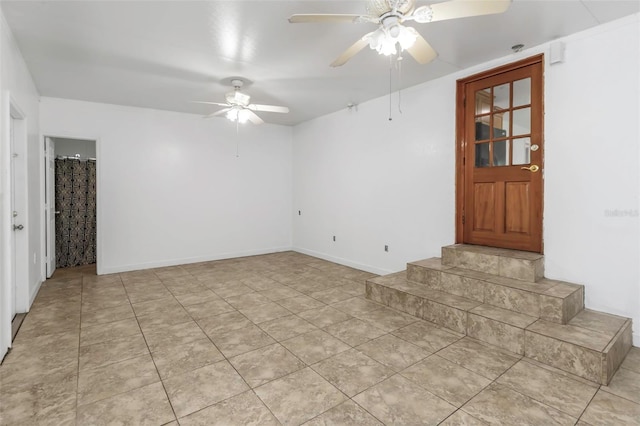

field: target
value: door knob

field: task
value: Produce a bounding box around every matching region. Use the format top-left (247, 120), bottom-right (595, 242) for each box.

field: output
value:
top-left (13, 224), bottom-right (24, 231)
top-left (521, 165), bottom-right (540, 173)
top-left (55, 211), bottom-right (61, 215)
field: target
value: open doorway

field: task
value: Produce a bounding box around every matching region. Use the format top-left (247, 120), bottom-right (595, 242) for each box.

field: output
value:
top-left (44, 137), bottom-right (97, 278)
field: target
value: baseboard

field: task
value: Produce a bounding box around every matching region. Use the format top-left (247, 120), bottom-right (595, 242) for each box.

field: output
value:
top-left (633, 332), bottom-right (639, 348)
top-left (292, 247), bottom-right (395, 276)
top-left (98, 246), bottom-right (294, 275)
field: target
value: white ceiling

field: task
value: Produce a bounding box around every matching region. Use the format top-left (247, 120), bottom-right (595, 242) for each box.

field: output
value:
top-left (1, 1), bottom-right (638, 126)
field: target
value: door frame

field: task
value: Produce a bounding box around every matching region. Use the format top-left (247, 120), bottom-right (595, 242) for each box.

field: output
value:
top-left (455, 54), bottom-right (544, 250)
top-left (40, 134), bottom-right (102, 277)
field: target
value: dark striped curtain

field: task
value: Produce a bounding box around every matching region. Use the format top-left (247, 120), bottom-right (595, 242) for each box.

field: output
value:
top-left (55, 158), bottom-right (97, 268)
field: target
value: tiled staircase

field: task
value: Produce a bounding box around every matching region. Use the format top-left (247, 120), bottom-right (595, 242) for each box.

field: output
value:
top-left (365, 244), bottom-right (633, 385)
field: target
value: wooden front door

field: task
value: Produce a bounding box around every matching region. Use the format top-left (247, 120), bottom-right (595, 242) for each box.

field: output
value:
top-left (456, 55), bottom-right (544, 253)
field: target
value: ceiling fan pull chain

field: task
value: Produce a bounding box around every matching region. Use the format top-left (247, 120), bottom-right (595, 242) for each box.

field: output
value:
top-left (236, 119), bottom-right (240, 158)
top-left (388, 56), bottom-right (393, 121)
top-left (397, 54), bottom-right (403, 115)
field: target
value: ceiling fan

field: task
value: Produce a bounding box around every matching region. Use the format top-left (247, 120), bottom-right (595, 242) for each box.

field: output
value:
top-left (289, 0), bottom-right (511, 67)
top-left (193, 79), bottom-right (289, 124)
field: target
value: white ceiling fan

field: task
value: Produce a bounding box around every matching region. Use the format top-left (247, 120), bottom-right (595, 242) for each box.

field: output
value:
top-left (289, 0), bottom-right (512, 67)
top-left (193, 79), bottom-right (289, 124)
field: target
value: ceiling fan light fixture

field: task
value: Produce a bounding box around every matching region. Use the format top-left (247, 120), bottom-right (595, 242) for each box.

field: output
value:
top-left (397, 25), bottom-right (418, 50)
top-left (412, 5), bottom-right (433, 23)
top-left (237, 109), bottom-right (250, 124)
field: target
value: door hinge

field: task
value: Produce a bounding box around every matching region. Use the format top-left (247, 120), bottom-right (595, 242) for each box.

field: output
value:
top-left (462, 211), bottom-right (466, 225)
top-left (463, 96), bottom-right (466, 108)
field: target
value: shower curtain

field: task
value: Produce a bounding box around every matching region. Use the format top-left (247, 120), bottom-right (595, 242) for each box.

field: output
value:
top-left (55, 158), bottom-right (97, 268)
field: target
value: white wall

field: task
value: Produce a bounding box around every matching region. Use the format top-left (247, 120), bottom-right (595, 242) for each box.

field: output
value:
top-left (292, 14), bottom-right (640, 344)
top-left (0, 11), bottom-right (41, 359)
top-left (40, 98), bottom-right (293, 274)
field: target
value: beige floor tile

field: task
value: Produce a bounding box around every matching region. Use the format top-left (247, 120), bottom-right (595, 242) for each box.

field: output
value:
top-left (163, 360), bottom-right (249, 418)
top-left (126, 287), bottom-right (174, 305)
top-left (602, 367), bottom-right (640, 404)
top-left (323, 318), bottom-right (386, 347)
top-left (392, 320), bottom-right (463, 353)
top-left (497, 359), bottom-right (599, 418)
top-left (164, 281), bottom-right (209, 296)
top-left (440, 410), bottom-right (489, 425)
top-left (142, 320), bottom-right (208, 352)
top-left (354, 306), bottom-right (418, 332)
top-left (258, 314), bottom-right (319, 341)
top-left (302, 400), bottom-right (382, 425)
top-left (137, 307), bottom-right (193, 331)
top-left (76, 382), bottom-right (175, 426)
top-left (436, 337), bottom-right (521, 380)
top-left (258, 285), bottom-right (304, 301)
top-left (152, 338), bottom-right (224, 379)
top-left (255, 367), bottom-right (347, 426)
top-left (298, 305), bottom-right (353, 328)
top-left (0, 368), bottom-right (77, 425)
top-left (212, 323), bottom-right (276, 357)
top-left (240, 301), bottom-right (292, 324)
top-left (131, 296), bottom-right (183, 317)
top-left (77, 354), bottom-right (160, 406)
top-left (183, 298), bottom-right (235, 321)
top-left (331, 297), bottom-right (382, 316)
top-left (353, 374), bottom-right (456, 425)
top-left (580, 389), bottom-right (640, 425)
top-left (196, 310), bottom-right (252, 338)
top-left (356, 334), bottom-right (429, 371)
top-left (282, 329), bottom-right (351, 365)
top-left (224, 292), bottom-right (272, 310)
top-left (81, 293), bottom-right (131, 312)
top-left (277, 295), bottom-right (325, 313)
top-left (229, 343), bottom-right (306, 387)
top-left (179, 390), bottom-right (279, 425)
top-left (402, 355), bottom-right (491, 407)
top-left (621, 347), bottom-right (640, 373)
top-left (80, 303), bottom-right (135, 328)
top-left (462, 383), bottom-right (577, 425)
top-left (79, 333), bottom-right (149, 371)
top-left (213, 282), bottom-right (255, 298)
top-left (310, 288), bottom-right (354, 304)
top-left (312, 349), bottom-right (394, 397)
top-left (80, 317), bottom-right (142, 347)
top-left (174, 289), bottom-right (221, 306)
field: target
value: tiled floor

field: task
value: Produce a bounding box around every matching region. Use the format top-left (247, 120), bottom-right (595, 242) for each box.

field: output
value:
top-left (1, 251), bottom-right (639, 425)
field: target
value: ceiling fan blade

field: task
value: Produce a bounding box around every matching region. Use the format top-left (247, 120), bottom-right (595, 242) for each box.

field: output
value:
top-left (191, 101), bottom-right (230, 107)
top-left (248, 104), bottom-right (289, 114)
top-left (204, 108), bottom-right (231, 119)
top-left (330, 35), bottom-right (371, 67)
top-left (289, 14), bottom-right (369, 24)
top-left (246, 110), bottom-right (264, 125)
top-left (428, 0), bottom-right (511, 22)
top-left (405, 33), bottom-right (438, 64)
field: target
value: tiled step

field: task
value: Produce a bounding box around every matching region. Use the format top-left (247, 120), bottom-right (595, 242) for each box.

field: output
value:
top-left (407, 257), bottom-right (584, 324)
top-left (441, 244), bottom-right (544, 282)
top-left (365, 275), bottom-right (632, 385)
top-left (526, 310), bottom-right (633, 385)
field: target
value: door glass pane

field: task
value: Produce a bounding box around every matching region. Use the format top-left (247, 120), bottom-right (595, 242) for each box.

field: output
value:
top-left (513, 78), bottom-right (531, 107)
top-left (494, 111), bottom-right (510, 138)
top-left (512, 107), bottom-right (531, 136)
top-left (475, 88), bottom-right (492, 115)
top-left (475, 143), bottom-right (490, 168)
top-left (513, 137), bottom-right (531, 165)
top-left (475, 118), bottom-right (491, 141)
top-left (493, 140), bottom-right (510, 166)
top-left (493, 83), bottom-right (510, 110)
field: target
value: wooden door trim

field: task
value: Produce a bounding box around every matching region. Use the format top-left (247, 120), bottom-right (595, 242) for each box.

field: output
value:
top-left (455, 54), bottom-right (544, 250)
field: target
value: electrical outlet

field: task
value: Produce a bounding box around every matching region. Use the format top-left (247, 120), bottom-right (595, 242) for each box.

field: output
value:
top-left (333, 235), bottom-right (336, 242)
top-left (384, 245), bottom-right (389, 252)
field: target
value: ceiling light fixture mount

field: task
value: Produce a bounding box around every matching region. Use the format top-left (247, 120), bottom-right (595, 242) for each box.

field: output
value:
top-left (511, 43), bottom-right (525, 52)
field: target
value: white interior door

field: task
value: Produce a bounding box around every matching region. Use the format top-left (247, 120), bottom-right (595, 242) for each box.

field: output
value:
top-left (9, 118), bottom-right (16, 321)
top-left (45, 137), bottom-right (56, 277)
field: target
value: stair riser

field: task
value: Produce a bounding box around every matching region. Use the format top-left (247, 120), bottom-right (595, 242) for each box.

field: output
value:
top-left (442, 246), bottom-right (544, 282)
top-left (525, 321), bottom-right (632, 385)
top-left (467, 314), bottom-right (525, 355)
top-left (367, 282), bottom-right (467, 334)
top-left (408, 266), bottom-right (583, 324)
